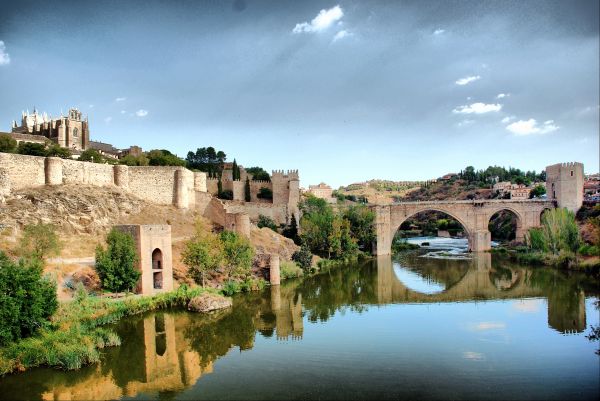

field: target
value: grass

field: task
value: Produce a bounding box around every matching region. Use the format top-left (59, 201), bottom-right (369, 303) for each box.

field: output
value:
top-left (280, 261), bottom-right (303, 279)
top-left (0, 285), bottom-right (216, 376)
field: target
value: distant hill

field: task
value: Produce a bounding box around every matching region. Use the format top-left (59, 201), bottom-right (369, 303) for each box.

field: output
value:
top-left (336, 180), bottom-right (423, 204)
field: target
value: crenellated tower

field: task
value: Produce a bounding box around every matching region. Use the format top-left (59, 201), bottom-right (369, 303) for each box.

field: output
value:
top-left (545, 162), bottom-right (584, 212)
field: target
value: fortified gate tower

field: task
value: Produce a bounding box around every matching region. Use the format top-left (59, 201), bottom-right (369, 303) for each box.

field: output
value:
top-left (545, 162), bottom-right (584, 213)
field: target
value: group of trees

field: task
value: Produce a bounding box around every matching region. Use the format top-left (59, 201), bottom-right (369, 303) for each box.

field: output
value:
top-left (185, 147), bottom-right (227, 178)
top-left (527, 208), bottom-right (581, 256)
top-left (0, 134), bottom-right (73, 159)
top-left (299, 196), bottom-right (375, 259)
top-left (458, 165), bottom-right (545, 186)
top-left (181, 220), bottom-right (254, 287)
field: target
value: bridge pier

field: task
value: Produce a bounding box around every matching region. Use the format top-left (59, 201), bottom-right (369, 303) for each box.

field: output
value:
top-left (470, 230), bottom-right (491, 252)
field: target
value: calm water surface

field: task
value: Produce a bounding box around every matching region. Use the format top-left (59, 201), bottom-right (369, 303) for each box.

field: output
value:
top-left (1, 248), bottom-right (598, 400)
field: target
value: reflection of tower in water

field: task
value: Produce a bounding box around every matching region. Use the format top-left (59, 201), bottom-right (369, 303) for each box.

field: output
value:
top-left (268, 285), bottom-right (304, 340)
top-left (547, 289), bottom-right (586, 334)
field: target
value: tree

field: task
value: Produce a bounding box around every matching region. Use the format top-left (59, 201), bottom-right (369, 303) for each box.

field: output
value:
top-left (232, 159), bottom-right (239, 180)
top-left (17, 142), bottom-right (47, 156)
top-left (181, 220), bottom-right (223, 287)
top-left (0, 252), bottom-right (57, 345)
top-left (185, 147), bottom-right (227, 177)
top-left (245, 166), bottom-right (270, 181)
top-left (220, 230), bottom-right (254, 281)
top-left (18, 223), bottom-right (62, 260)
top-left (79, 149), bottom-right (105, 163)
top-left (292, 245), bottom-right (313, 270)
top-left (119, 154), bottom-right (149, 166)
top-left (343, 205), bottom-right (375, 252)
top-left (95, 229), bottom-right (140, 292)
top-left (530, 184), bottom-right (546, 198)
top-left (0, 133), bottom-right (17, 153)
top-left (257, 187), bottom-right (273, 200)
top-left (283, 214), bottom-right (299, 244)
top-left (46, 144), bottom-right (72, 159)
top-left (244, 177), bottom-right (251, 202)
top-left (146, 149), bottom-right (186, 166)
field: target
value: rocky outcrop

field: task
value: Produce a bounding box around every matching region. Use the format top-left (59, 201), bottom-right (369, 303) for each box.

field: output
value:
top-left (187, 293), bottom-right (232, 313)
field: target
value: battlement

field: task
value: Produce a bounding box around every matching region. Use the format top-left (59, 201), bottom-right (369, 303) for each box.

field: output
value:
top-left (251, 180), bottom-right (271, 184)
top-left (271, 169), bottom-right (299, 180)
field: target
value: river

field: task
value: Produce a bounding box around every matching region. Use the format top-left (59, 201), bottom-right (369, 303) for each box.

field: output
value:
top-left (0, 243), bottom-right (598, 400)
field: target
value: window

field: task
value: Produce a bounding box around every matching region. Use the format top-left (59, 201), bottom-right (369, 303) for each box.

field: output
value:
top-left (73, 128), bottom-right (78, 137)
top-left (570, 170), bottom-right (574, 177)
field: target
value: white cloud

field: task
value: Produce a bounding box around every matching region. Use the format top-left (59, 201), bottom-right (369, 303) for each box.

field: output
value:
top-left (463, 351), bottom-right (485, 361)
top-left (470, 322), bottom-right (506, 331)
top-left (433, 29), bottom-right (445, 35)
top-left (457, 119), bottom-right (475, 127)
top-left (89, 104), bottom-right (94, 108)
top-left (115, 97), bottom-right (127, 102)
top-left (501, 115), bottom-right (515, 124)
top-left (453, 102), bottom-right (502, 114)
top-left (455, 75), bottom-right (481, 86)
top-left (135, 109), bottom-right (148, 117)
top-left (506, 118), bottom-right (559, 136)
top-left (104, 116), bottom-right (112, 124)
top-left (0, 41), bottom-right (10, 65)
top-left (293, 5), bottom-right (343, 33)
top-left (512, 299), bottom-right (542, 313)
top-left (497, 93), bottom-right (510, 99)
top-left (332, 30), bottom-right (352, 42)
top-left (120, 110), bottom-right (126, 114)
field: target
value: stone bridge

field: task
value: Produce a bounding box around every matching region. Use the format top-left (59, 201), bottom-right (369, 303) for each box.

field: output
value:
top-left (372, 199), bottom-right (555, 254)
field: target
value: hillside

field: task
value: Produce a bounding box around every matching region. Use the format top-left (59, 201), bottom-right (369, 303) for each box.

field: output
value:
top-left (0, 184), bottom-right (298, 298)
top-left (337, 180), bottom-right (422, 204)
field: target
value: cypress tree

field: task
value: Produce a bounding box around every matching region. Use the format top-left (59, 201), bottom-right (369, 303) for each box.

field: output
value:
top-left (217, 179), bottom-right (223, 197)
top-left (245, 177), bottom-right (251, 202)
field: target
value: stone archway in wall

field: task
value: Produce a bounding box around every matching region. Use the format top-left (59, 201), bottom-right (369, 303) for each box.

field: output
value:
top-left (390, 208), bottom-right (474, 252)
top-left (152, 248), bottom-right (163, 290)
top-left (486, 207), bottom-right (524, 243)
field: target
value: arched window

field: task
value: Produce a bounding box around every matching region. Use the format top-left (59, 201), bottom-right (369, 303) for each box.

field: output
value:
top-left (73, 128), bottom-right (78, 137)
top-left (152, 248), bottom-right (163, 270)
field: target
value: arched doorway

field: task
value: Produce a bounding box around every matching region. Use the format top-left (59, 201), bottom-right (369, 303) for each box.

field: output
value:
top-left (152, 248), bottom-right (163, 290)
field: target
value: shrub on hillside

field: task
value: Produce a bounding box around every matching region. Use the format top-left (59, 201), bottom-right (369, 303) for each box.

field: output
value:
top-left (280, 261), bottom-right (303, 279)
top-left (257, 214), bottom-right (278, 231)
top-left (95, 229), bottom-right (140, 292)
top-left (182, 220), bottom-right (223, 287)
top-left (0, 133), bottom-right (17, 153)
top-left (0, 252), bottom-right (58, 345)
top-left (220, 230), bottom-right (254, 281)
top-left (18, 223), bottom-right (62, 260)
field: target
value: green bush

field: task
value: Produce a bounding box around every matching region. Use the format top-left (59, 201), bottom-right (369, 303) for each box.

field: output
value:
top-left (95, 229), bottom-right (140, 292)
top-left (578, 244), bottom-right (600, 257)
top-left (0, 252), bottom-right (58, 346)
top-left (257, 214), bottom-right (278, 231)
top-left (218, 190), bottom-right (233, 200)
top-left (46, 145), bottom-right (72, 159)
top-left (0, 133), bottom-right (17, 153)
top-left (182, 220), bottom-right (223, 287)
top-left (78, 149), bottom-right (105, 163)
top-left (280, 261), bottom-right (303, 279)
top-left (292, 244), bottom-right (313, 270)
top-left (18, 223), bottom-right (62, 260)
top-left (221, 281), bottom-right (241, 296)
top-left (257, 187), bottom-right (273, 199)
top-left (220, 230), bottom-right (254, 281)
top-left (17, 142), bottom-right (47, 156)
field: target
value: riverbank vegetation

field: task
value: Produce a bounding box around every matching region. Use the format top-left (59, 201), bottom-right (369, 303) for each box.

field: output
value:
top-left (493, 207), bottom-right (600, 274)
top-left (299, 195), bottom-right (375, 259)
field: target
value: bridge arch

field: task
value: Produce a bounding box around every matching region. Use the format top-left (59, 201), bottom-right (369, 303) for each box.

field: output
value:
top-left (391, 207), bottom-right (473, 239)
top-left (486, 206), bottom-right (524, 243)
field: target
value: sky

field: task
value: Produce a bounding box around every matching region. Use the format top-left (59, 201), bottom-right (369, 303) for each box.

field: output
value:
top-left (0, 0), bottom-right (598, 188)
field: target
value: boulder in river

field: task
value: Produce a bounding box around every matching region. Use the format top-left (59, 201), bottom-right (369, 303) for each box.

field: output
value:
top-left (187, 293), bottom-right (232, 313)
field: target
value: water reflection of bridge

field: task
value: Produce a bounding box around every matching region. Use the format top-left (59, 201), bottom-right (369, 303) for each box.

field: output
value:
top-left (376, 254), bottom-right (587, 334)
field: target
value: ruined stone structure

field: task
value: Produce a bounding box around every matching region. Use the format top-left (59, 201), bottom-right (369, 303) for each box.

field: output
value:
top-left (307, 182), bottom-right (333, 199)
top-left (11, 108), bottom-right (90, 151)
top-left (372, 162), bottom-right (584, 254)
top-left (546, 162), bottom-right (584, 212)
top-left (115, 224), bottom-right (174, 295)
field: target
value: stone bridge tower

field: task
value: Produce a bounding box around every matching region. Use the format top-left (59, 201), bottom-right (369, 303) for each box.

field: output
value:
top-left (545, 162), bottom-right (584, 213)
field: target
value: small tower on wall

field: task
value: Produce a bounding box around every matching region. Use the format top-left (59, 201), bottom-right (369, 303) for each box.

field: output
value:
top-left (545, 162), bottom-right (584, 213)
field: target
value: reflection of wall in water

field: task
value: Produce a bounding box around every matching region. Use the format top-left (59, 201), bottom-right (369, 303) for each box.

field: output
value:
top-left (547, 289), bottom-right (586, 334)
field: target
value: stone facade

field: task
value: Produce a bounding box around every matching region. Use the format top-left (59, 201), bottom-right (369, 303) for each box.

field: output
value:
top-left (546, 162), bottom-right (584, 212)
top-left (307, 182), bottom-right (334, 199)
top-left (115, 224), bottom-right (174, 295)
top-left (12, 108), bottom-right (89, 151)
